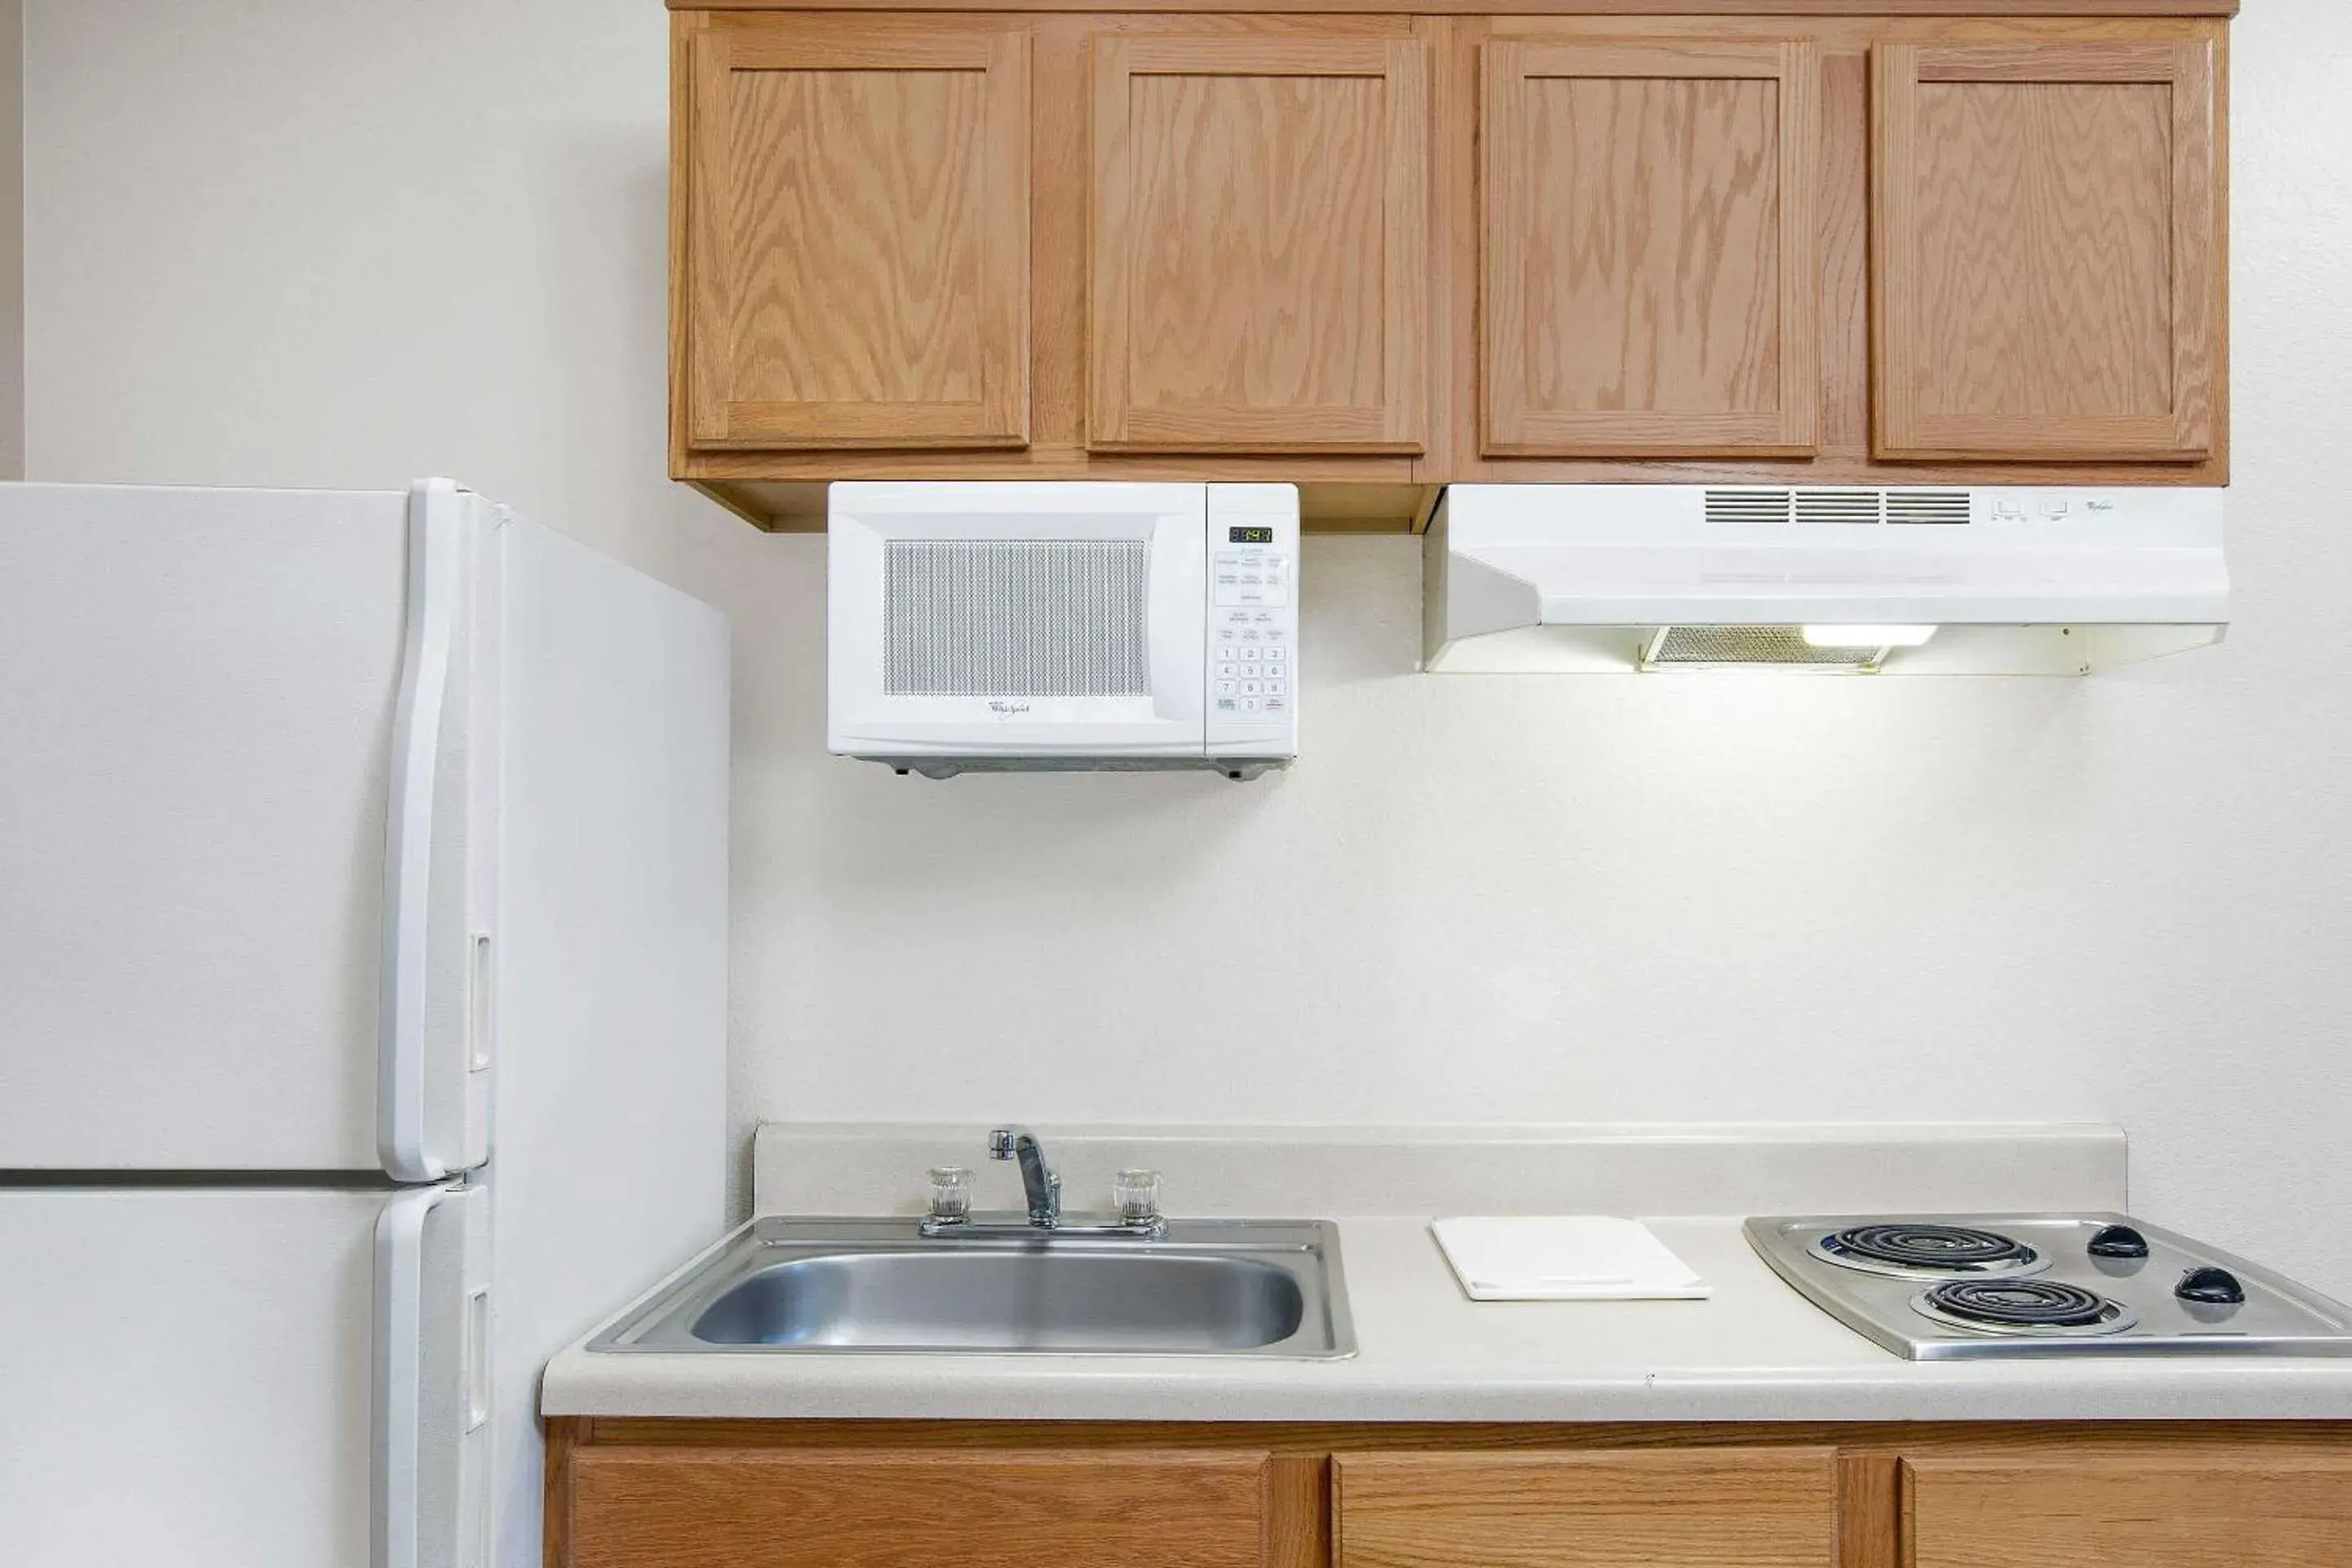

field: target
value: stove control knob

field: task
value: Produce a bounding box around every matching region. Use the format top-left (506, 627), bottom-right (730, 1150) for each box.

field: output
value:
top-left (2176, 1267), bottom-right (2247, 1306)
top-left (2087, 1224), bottom-right (2150, 1259)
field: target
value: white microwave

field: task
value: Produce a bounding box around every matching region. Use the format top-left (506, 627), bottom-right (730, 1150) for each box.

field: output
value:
top-left (827, 482), bottom-right (1298, 778)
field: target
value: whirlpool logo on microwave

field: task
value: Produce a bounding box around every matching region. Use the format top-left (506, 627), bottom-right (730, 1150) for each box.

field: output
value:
top-left (987, 700), bottom-right (1031, 718)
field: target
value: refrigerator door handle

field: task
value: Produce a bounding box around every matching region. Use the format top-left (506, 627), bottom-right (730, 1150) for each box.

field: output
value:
top-left (372, 1178), bottom-right (490, 1568)
top-left (372, 1183), bottom-right (452, 1568)
top-left (380, 479), bottom-right (465, 1181)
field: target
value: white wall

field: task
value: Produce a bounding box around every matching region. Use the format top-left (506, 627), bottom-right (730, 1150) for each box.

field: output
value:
top-left (2, 0), bottom-right (23, 479)
top-left (22, 2), bottom-right (2352, 1296)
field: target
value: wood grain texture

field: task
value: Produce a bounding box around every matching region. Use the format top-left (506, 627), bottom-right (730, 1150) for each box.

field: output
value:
top-left (1873, 34), bottom-right (2217, 460)
top-left (673, 3), bottom-right (2239, 17)
top-left (666, 11), bottom-right (2233, 521)
top-left (670, 11), bottom-right (1424, 501)
top-left (1480, 38), bottom-right (1820, 455)
top-left (1838, 1454), bottom-right (1900, 1568)
top-left (1428, 13), bottom-right (2226, 492)
top-left (568, 1446), bottom-right (1276, 1568)
top-left (1901, 1452), bottom-right (2352, 1568)
top-left (1334, 1449), bottom-right (1840, 1568)
top-left (550, 1422), bottom-right (2352, 1568)
top-left (544, 1418), bottom-right (576, 1568)
top-left (1914, 78), bottom-right (2172, 416)
top-left (685, 21), bottom-right (1029, 449)
top-left (1089, 34), bottom-right (1428, 452)
top-left (669, 12), bottom-right (701, 474)
top-left (1267, 1454), bottom-right (1332, 1568)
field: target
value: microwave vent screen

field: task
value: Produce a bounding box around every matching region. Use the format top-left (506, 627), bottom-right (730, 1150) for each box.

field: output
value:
top-left (884, 538), bottom-right (1151, 697)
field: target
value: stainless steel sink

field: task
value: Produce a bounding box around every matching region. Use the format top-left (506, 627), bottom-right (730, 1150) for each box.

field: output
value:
top-left (588, 1216), bottom-right (1354, 1358)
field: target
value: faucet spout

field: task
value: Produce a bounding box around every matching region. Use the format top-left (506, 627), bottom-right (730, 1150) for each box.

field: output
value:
top-left (988, 1126), bottom-right (1061, 1229)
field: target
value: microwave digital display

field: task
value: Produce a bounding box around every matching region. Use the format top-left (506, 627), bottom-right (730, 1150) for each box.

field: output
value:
top-left (1228, 526), bottom-right (1275, 544)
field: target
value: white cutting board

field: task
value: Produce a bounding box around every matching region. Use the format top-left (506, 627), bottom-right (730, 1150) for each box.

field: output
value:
top-left (1432, 1216), bottom-right (1712, 1301)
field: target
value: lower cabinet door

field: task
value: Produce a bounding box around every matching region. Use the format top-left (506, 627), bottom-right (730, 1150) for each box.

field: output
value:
top-left (1903, 1453), bottom-right (2352, 1567)
top-left (1333, 1449), bottom-right (1838, 1567)
top-left (568, 1447), bottom-right (1274, 1568)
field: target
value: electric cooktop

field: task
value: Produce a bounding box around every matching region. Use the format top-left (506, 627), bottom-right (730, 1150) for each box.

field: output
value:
top-left (1745, 1214), bottom-right (2352, 1361)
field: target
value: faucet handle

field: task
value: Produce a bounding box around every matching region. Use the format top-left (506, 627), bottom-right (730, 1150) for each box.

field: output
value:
top-left (1113, 1169), bottom-right (1162, 1225)
top-left (987, 1128), bottom-right (1018, 1160)
top-left (926, 1167), bottom-right (973, 1224)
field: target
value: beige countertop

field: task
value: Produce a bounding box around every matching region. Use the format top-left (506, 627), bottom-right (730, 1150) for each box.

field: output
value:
top-left (541, 1216), bottom-right (2352, 1423)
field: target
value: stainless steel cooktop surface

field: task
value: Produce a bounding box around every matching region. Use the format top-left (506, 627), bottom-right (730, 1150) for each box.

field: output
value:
top-left (1745, 1214), bottom-right (2352, 1361)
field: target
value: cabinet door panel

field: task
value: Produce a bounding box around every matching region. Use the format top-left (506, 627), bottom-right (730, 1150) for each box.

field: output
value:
top-left (1904, 1453), bottom-right (2352, 1567)
top-left (1873, 38), bottom-right (2217, 461)
top-left (570, 1447), bottom-right (1273, 1568)
top-left (1481, 40), bottom-right (1821, 458)
top-left (1089, 36), bottom-right (1427, 454)
top-left (686, 24), bottom-right (1029, 450)
top-left (1334, 1448), bottom-right (1838, 1568)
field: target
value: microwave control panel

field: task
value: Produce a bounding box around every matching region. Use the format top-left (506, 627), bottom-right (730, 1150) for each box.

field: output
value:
top-left (1205, 485), bottom-right (1299, 760)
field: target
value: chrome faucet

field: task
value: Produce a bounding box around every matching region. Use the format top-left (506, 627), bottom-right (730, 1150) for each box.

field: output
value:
top-left (917, 1128), bottom-right (1166, 1240)
top-left (989, 1125), bottom-right (1062, 1229)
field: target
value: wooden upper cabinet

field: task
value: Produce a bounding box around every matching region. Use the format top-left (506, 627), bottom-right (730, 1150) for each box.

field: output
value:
top-left (683, 22), bottom-right (1031, 451)
top-left (568, 1446), bottom-right (1277, 1568)
top-left (1479, 39), bottom-right (1822, 459)
top-left (1087, 34), bottom-right (1428, 454)
top-left (1903, 1453), bottom-right (2352, 1568)
top-left (1872, 37), bottom-right (2220, 462)
top-left (1334, 1449), bottom-right (1839, 1568)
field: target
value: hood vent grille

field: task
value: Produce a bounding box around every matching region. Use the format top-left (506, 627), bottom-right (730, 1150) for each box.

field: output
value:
top-left (1794, 489), bottom-right (1882, 525)
top-left (1705, 488), bottom-right (1974, 527)
top-left (1886, 490), bottom-right (1971, 525)
top-left (1703, 490), bottom-right (1794, 525)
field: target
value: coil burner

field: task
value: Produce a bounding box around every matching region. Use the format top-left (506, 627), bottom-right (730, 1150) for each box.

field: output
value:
top-left (1812, 1223), bottom-right (2043, 1281)
top-left (1911, 1277), bottom-right (2137, 1338)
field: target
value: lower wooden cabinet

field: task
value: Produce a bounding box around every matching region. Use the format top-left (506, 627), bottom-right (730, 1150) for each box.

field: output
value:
top-left (567, 1447), bottom-right (1278, 1568)
top-left (1902, 1451), bottom-right (2352, 1568)
top-left (1334, 1449), bottom-right (1838, 1567)
top-left (549, 1423), bottom-right (2352, 1568)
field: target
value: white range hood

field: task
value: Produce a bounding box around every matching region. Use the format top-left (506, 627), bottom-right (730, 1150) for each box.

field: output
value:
top-left (1423, 484), bottom-right (2228, 675)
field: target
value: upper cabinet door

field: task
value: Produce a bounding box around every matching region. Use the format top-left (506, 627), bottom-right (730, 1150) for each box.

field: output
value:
top-left (1088, 35), bottom-right (1428, 454)
top-left (1872, 38), bottom-right (2219, 462)
top-left (1480, 40), bottom-right (1822, 459)
top-left (684, 24), bottom-right (1031, 450)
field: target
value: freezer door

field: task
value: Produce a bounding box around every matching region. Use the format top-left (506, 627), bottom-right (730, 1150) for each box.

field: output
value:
top-left (0, 1183), bottom-right (483, 1568)
top-left (0, 481), bottom-right (492, 1174)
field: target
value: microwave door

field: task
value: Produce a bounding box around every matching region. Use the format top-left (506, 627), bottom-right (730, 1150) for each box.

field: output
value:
top-left (828, 483), bottom-right (1209, 758)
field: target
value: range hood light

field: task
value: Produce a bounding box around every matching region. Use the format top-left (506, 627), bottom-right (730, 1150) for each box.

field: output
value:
top-left (1802, 625), bottom-right (1939, 649)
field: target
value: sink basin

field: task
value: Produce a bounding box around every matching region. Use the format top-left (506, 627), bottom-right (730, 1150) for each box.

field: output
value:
top-left (589, 1217), bottom-right (1354, 1358)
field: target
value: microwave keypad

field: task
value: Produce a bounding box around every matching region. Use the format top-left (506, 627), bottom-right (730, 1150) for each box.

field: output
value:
top-left (1213, 550), bottom-right (1290, 609)
top-left (1209, 506), bottom-right (1294, 731)
top-left (1214, 614), bottom-right (1289, 715)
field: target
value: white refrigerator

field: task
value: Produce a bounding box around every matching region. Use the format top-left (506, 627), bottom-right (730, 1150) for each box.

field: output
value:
top-left (0, 480), bottom-right (729, 1567)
